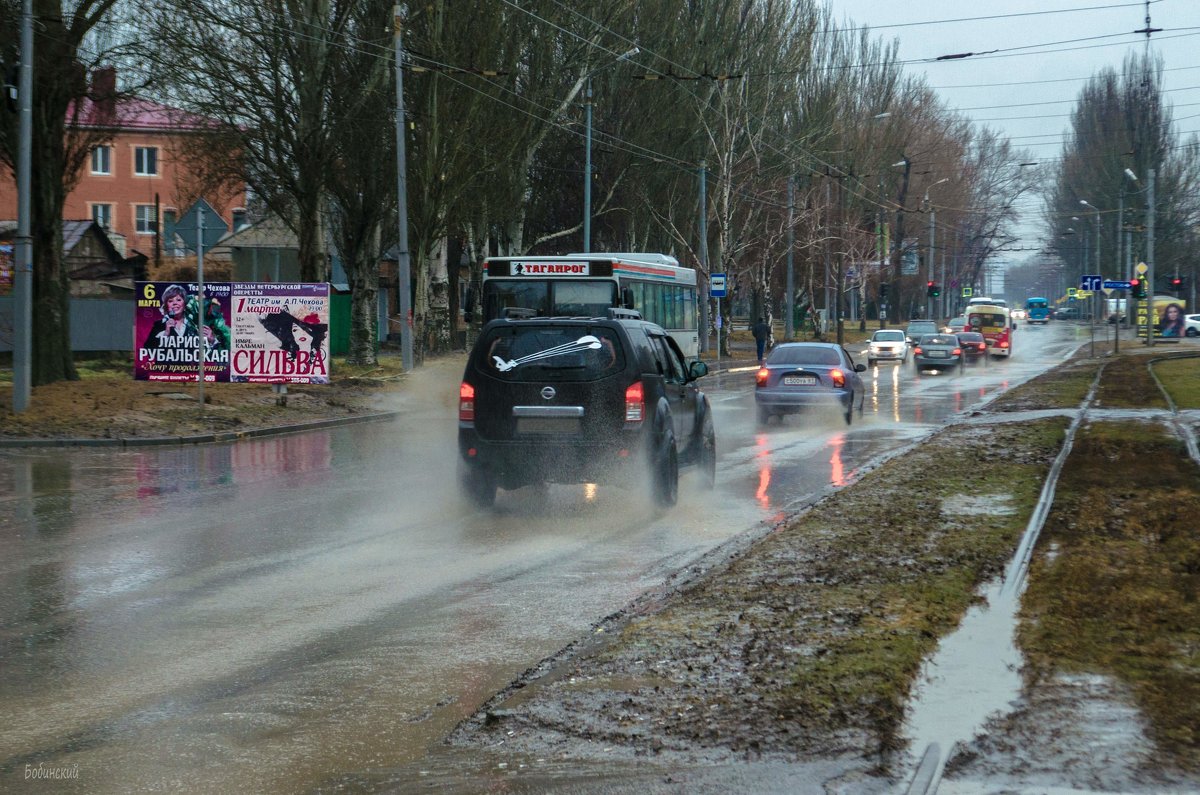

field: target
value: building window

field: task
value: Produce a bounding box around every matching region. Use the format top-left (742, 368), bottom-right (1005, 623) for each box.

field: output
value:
top-left (134, 146), bottom-right (158, 176)
top-left (92, 203), bottom-right (113, 229)
top-left (91, 146), bottom-right (111, 175)
top-left (135, 205), bottom-right (157, 235)
top-left (232, 209), bottom-right (247, 230)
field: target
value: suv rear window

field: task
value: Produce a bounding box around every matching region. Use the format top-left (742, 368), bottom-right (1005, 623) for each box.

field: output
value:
top-left (476, 325), bottom-right (625, 382)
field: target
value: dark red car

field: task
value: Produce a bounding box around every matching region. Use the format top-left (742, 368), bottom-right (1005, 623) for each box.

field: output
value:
top-left (955, 331), bottom-right (988, 360)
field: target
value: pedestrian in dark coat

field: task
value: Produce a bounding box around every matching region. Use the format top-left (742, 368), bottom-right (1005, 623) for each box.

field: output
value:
top-left (752, 317), bottom-right (771, 363)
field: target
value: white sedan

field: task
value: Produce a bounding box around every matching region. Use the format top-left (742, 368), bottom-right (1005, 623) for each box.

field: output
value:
top-left (1184, 314), bottom-right (1200, 337)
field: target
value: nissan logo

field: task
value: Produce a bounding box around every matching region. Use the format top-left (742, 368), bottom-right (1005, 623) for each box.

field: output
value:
top-left (541, 386), bottom-right (556, 400)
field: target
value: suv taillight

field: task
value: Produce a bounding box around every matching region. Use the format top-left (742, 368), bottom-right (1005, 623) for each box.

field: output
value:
top-left (459, 381), bottom-right (475, 421)
top-left (625, 381), bottom-right (644, 422)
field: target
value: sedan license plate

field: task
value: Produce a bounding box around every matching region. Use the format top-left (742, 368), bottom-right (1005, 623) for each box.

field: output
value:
top-left (783, 375), bottom-right (817, 385)
top-left (927, 350), bottom-right (947, 358)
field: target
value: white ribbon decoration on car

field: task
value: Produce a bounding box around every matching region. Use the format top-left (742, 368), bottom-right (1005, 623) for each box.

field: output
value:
top-left (492, 335), bottom-right (603, 372)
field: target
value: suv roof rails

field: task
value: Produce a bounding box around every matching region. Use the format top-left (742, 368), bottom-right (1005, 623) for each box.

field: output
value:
top-left (607, 307), bottom-right (642, 320)
top-left (502, 307), bottom-right (539, 319)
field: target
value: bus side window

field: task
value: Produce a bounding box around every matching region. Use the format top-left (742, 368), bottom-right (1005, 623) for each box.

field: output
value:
top-left (622, 286), bottom-right (636, 310)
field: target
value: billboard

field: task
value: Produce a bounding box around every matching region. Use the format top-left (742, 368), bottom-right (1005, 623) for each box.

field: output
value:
top-left (230, 282), bottom-right (330, 383)
top-left (135, 282), bottom-right (330, 384)
top-left (135, 281), bottom-right (232, 382)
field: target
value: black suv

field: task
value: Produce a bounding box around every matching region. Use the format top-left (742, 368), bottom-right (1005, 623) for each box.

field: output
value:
top-left (457, 310), bottom-right (715, 508)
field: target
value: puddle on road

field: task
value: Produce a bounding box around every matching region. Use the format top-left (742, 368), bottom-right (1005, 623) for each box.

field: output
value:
top-left (900, 578), bottom-right (1023, 781)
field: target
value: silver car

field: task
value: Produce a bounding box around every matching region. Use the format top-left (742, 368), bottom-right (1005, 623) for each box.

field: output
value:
top-left (913, 334), bottom-right (965, 375)
top-left (867, 329), bottom-right (908, 366)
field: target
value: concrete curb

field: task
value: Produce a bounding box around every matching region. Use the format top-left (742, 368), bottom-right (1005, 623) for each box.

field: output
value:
top-left (0, 410), bottom-right (402, 450)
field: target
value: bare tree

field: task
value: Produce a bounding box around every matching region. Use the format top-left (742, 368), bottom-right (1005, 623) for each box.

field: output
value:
top-left (0, 0), bottom-right (132, 384)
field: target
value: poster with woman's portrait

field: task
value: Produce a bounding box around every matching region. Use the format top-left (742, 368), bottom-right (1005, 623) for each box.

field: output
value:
top-left (1158, 301), bottom-right (1187, 338)
top-left (134, 282), bottom-right (232, 381)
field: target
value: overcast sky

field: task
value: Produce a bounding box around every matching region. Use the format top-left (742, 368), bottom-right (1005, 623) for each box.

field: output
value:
top-left (823, 0), bottom-right (1200, 262)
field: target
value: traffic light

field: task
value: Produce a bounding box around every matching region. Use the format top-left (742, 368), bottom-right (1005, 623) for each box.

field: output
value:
top-left (1130, 278), bottom-right (1146, 299)
top-left (1170, 276), bottom-right (1185, 295)
top-left (880, 282), bottom-right (889, 299)
top-left (927, 281), bottom-right (940, 298)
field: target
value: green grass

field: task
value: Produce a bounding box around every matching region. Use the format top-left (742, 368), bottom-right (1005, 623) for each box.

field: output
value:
top-left (1018, 420), bottom-right (1200, 769)
top-left (1153, 356), bottom-right (1200, 409)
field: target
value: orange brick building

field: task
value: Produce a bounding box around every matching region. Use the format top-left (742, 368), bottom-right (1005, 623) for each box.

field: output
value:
top-left (0, 68), bottom-right (246, 259)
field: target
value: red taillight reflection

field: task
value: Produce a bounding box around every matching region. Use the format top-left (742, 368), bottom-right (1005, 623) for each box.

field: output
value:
top-left (830, 368), bottom-right (846, 388)
top-left (458, 382), bottom-right (475, 421)
top-left (625, 381), bottom-right (645, 422)
top-left (755, 367), bottom-right (769, 387)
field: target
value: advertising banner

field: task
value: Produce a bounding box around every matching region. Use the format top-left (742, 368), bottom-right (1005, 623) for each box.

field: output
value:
top-left (134, 282), bottom-right (330, 384)
top-left (134, 281), bottom-right (233, 382)
top-left (230, 282), bottom-right (330, 383)
top-left (0, 243), bottom-right (13, 295)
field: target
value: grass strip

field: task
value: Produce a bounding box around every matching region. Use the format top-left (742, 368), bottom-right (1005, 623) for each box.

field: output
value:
top-left (1153, 356), bottom-right (1200, 409)
top-left (1018, 420), bottom-right (1200, 770)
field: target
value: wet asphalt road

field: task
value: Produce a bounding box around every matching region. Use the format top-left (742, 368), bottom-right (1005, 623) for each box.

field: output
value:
top-left (0, 322), bottom-right (1092, 793)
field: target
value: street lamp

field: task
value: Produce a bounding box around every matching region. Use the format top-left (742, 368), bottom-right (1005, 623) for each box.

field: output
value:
top-left (1124, 168), bottom-right (1155, 346)
top-left (583, 46), bottom-right (639, 253)
top-left (924, 178), bottom-right (949, 319)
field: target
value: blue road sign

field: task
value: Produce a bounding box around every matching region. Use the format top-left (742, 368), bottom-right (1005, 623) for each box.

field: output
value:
top-left (1080, 274), bottom-right (1102, 291)
top-left (1103, 279), bottom-right (1132, 290)
top-left (710, 273), bottom-right (727, 298)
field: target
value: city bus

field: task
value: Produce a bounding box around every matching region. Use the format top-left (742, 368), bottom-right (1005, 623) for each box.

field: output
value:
top-left (472, 253), bottom-right (700, 356)
top-left (966, 302), bottom-right (1014, 357)
top-left (1025, 296), bottom-right (1050, 324)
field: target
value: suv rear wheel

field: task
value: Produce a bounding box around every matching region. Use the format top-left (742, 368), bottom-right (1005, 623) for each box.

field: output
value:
top-left (459, 464), bottom-right (497, 508)
top-left (651, 437), bottom-right (679, 507)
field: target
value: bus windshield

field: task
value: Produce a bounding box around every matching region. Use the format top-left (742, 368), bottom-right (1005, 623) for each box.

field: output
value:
top-left (482, 279), bottom-right (618, 319)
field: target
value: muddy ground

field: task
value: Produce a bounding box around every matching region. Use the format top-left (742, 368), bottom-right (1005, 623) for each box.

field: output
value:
top-left (0, 353), bottom-right (440, 441)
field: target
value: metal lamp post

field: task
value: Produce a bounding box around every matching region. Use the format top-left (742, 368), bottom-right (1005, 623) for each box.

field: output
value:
top-left (924, 178), bottom-right (949, 320)
top-left (583, 46), bottom-right (639, 253)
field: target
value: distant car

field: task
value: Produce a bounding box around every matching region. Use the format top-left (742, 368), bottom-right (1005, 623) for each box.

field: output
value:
top-left (942, 316), bottom-right (967, 334)
top-left (905, 320), bottom-right (940, 345)
top-left (955, 331), bottom-right (988, 361)
top-left (1056, 307), bottom-right (1080, 320)
top-left (1185, 314), bottom-right (1200, 337)
top-left (913, 334), bottom-right (965, 374)
top-left (867, 329), bottom-right (908, 367)
top-left (754, 342), bottom-right (866, 426)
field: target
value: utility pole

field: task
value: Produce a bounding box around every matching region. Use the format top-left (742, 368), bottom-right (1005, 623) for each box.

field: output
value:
top-left (1146, 168), bottom-right (1156, 346)
top-left (393, 5), bottom-right (414, 371)
top-left (927, 205), bottom-right (935, 320)
top-left (12, 0), bottom-right (33, 412)
top-left (824, 176), bottom-right (832, 336)
top-left (785, 175), bottom-right (794, 341)
top-left (698, 162), bottom-right (710, 355)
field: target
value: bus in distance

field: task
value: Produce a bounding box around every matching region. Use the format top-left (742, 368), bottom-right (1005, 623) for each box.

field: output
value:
top-left (1025, 297), bottom-right (1050, 324)
top-left (966, 303), bottom-right (1015, 357)
top-left (471, 253), bottom-right (700, 357)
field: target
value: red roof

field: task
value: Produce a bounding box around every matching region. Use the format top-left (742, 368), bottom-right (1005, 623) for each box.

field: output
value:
top-left (68, 96), bottom-right (223, 133)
